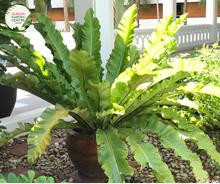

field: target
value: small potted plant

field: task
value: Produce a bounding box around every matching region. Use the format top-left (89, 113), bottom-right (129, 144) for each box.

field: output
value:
top-left (0, 5), bottom-right (220, 183)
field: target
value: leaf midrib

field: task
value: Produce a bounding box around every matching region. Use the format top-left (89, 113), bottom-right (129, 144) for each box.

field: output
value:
top-left (114, 13), bottom-right (135, 80)
top-left (104, 130), bottom-right (122, 183)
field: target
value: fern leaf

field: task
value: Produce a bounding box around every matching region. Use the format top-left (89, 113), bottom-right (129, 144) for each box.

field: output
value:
top-left (112, 71), bottom-right (189, 125)
top-left (0, 123), bottom-right (34, 147)
top-left (96, 126), bottom-right (133, 183)
top-left (155, 99), bottom-right (215, 122)
top-left (144, 114), bottom-right (208, 182)
top-left (96, 104), bottom-right (125, 129)
top-left (81, 8), bottom-right (103, 80)
top-left (159, 106), bottom-right (199, 132)
top-left (128, 45), bottom-right (139, 67)
top-left (87, 80), bottom-right (110, 112)
top-left (154, 98), bottom-right (199, 110)
top-left (69, 22), bottom-right (83, 50)
top-left (0, 30), bottom-right (35, 53)
top-left (153, 59), bottom-right (205, 85)
top-left (69, 49), bottom-right (99, 93)
top-left (112, 59), bottom-right (207, 124)
top-left (178, 128), bottom-right (220, 166)
top-left (118, 127), bottom-right (175, 183)
top-left (111, 65), bottom-right (155, 105)
top-left (106, 4), bottom-right (137, 85)
top-left (140, 14), bottom-right (187, 65)
top-left (28, 104), bottom-right (69, 163)
top-left (159, 107), bottom-right (220, 165)
top-left (71, 107), bottom-right (94, 130)
top-left (32, 13), bottom-right (70, 73)
top-left (12, 72), bottom-right (40, 87)
top-left (177, 83), bottom-right (220, 98)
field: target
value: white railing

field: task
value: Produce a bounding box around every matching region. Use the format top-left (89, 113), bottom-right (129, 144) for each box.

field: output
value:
top-left (114, 28), bottom-right (154, 53)
top-left (176, 24), bottom-right (212, 51)
top-left (23, 24), bottom-right (215, 58)
top-left (114, 24), bottom-right (214, 53)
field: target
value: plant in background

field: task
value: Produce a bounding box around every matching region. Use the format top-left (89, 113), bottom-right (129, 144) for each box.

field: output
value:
top-left (114, 0), bottom-right (150, 28)
top-left (211, 161), bottom-right (220, 171)
top-left (171, 41), bottom-right (220, 132)
top-left (0, 121), bottom-right (7, 151)
top-left (0, 170), bottom-right (66, 183)
top-left (0, 5), bottom-right (220, 183)
top-left (0, 0), bottom-right (14, 44)
top-left (199, 0), bottom-right (220, 7)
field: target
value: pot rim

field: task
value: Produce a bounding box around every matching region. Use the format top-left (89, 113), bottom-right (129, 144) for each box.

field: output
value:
top-left (66, 128), bottom-right (96, 140)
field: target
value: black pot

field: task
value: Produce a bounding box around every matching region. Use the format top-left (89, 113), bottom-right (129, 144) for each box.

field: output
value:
top-left (0, 84), bottom-right (17, 118)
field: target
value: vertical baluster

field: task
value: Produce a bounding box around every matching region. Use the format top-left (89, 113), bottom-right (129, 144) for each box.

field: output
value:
top-left (189, 32), bottom-right (192, 45)
top-left (184, 32), bottom-right (187, 45)
top-left (141, 35), bottom-right (145, 53)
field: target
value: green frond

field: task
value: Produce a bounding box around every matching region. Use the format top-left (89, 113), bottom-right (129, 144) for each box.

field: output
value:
top-left (0, 73), bottom-right (56, 105)
top-left (69, 22), bottom-right (83, 50)
top-left (154, 98), bottom-right (199, 110)
top-left (178, 128), bottom-right (220, 166)
top-left (81, 8), bottom-right (103, 80)
top-left (12, 72), bottom-right (40, 88)
top-left (96, 126), bottom-right (133, 183)
top-left (32, 13), bottom-right (70, 74)
top-left (106, 4), bottom-right (137, 86)
top-left (177, 83), bottom-right (220, 98)
top-left (140, 14), bottom-right (187, 66)
top-left (155, 98), bottom-right (215, 121)
top-left (113, 71), bottom-right (189, 124)
top-left (69, 49), bottom-right (99, 95)
top-left (158, 107), bottom-right (220, 166)
top-left (112, 59), bottom-right (207, 124)
top-left (159, 106), bottom-right (199, 132)
top-left (0, 29), bottom-right (35, 52)
top-left (144, 114), bottom-right (208, 182)
top-left (111, 65), bottom-right (155, 105)
top-left (28, 104), bottom-right (70, 163)
top-left (0, 123), bottom-right (34, 147)
top-left (34, 0), bottom-right (47, 12)
top-left (71, 107), bottom-right (94, 130)
top-left (87, 80), bottom-right (111, 112)
top-left (118, 127), bottom-right (175, 183)
top-left (96, 104), bottom-right (125, 129)
top-left (128, 45), bottom-right (139, 67)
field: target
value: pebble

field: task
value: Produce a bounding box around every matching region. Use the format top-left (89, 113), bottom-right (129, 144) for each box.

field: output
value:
top-left (1, 130), bottom-right (220, 183)
top-left (54, 142), bottom-right (59, 148)
top-left (68, 178), bottom-right (74, 183)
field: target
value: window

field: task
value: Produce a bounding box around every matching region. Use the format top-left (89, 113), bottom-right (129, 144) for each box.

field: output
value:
top-left (177, 3), bottom-right (183, 17)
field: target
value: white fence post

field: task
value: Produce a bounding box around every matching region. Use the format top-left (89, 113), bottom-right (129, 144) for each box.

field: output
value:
top-left (163, 0), bottom-right (176, 21)
top-left (206, 0), bottom-right (217, 43)
top-left (94, 0), bottom-right (114, 74)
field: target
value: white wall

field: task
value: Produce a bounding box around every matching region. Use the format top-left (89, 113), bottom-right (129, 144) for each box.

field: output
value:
top-left (26, 0), bottom-right (201, 9)
top-left (27, 0), bottom-right (65, 9)
top-left (23, 32), bottom-right (76, 57)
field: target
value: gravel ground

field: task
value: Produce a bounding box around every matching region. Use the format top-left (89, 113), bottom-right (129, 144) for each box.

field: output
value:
top-left (0, 129), bottom-right (220, 183)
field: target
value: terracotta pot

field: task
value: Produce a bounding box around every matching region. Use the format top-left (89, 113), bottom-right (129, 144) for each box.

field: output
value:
top-left (65, 129), bottom-right (105, 178)
top-left (0, 84), bottom-right (17, 118)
